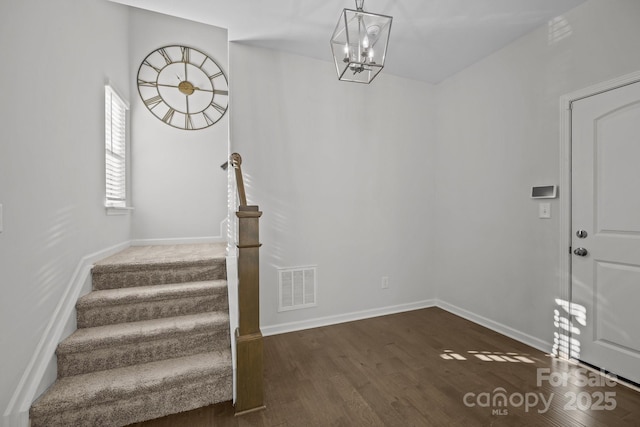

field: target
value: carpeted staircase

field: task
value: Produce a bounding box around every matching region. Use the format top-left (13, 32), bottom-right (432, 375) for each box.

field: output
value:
top-left (29, 243), bottom-right (233, 427)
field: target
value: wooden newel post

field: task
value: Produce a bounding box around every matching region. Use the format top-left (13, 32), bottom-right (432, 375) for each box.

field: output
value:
top-left (235, 204), bottom-right (265, 415)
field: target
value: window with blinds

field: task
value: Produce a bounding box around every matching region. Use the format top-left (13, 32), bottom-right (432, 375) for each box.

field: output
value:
top-left (104, 85), bottom-right (129, 208)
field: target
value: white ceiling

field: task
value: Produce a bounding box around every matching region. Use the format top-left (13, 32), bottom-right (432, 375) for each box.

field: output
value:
top-left (111, 0), bottom-right (586, 84)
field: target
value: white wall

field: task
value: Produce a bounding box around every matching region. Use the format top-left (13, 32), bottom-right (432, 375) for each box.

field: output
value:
top-left (434, 0), bottom-right (640, 347)
top-left (0, 0), bottom-right (131, 416)
top-left (129, 9), bottom-right (228, 243)
top-left (229, 44), bottom-right (437, 330)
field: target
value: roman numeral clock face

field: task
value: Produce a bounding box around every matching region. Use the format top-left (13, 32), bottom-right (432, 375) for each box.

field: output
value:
top-left (137, 45), bottom-right (228, 130)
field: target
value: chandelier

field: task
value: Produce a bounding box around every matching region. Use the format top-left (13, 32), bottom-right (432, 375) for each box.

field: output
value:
top-left (330, 0), bottom-right (393, 84)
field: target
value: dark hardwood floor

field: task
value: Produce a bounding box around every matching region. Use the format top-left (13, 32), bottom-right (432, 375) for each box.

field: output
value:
top-left (128, 307), bottom-right (640, 426)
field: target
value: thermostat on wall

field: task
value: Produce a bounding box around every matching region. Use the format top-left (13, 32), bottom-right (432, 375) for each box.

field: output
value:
top-left (531, 185), bottom-right (557, 199)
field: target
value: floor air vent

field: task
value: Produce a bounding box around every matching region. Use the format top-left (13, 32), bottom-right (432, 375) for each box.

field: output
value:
top-left (278, 266), bottom-right (317, 312)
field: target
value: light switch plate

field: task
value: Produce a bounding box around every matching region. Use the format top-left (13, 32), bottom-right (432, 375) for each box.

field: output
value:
top-left (539, 202), bottom-right (551, 219)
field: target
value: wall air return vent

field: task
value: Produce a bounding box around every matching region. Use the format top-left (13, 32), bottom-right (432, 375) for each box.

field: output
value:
top-left (278, 266), bottom-right (317, 312)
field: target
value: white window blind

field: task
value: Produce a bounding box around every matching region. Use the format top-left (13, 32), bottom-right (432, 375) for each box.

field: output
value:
top-left (105, 85), bottom-right (129, 208)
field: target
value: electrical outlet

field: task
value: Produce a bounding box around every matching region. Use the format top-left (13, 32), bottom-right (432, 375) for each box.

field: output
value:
top-left (381, 276), bottom-right (389, 289)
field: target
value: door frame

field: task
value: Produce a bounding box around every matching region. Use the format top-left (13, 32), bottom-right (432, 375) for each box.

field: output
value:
top-left (558, 70), bottom-right (640, 361)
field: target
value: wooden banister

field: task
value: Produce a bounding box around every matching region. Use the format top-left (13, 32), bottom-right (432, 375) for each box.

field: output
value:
top-left (230, 153), bottom-right (247, 207)
top-left (230, 153), bottom-right (265, 415)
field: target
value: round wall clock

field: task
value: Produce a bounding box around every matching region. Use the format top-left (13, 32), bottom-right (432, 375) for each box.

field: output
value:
top-left (136, 45), bottom-right (228, 130)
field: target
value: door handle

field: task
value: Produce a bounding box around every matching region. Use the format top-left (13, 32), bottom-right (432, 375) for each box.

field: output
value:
top-left (573, 247), bottom-right (588, 256)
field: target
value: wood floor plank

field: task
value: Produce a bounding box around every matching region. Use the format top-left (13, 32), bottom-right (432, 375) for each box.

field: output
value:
top-left (129, 307), bottom-right (640, 427)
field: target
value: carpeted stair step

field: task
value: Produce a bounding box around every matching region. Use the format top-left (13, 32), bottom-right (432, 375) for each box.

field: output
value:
top-left (91, 244), bottom-right (227, 290)
top-left (76, 280), bottom-right (228, 328)
top-left (57, 312), bottom-right (230, 377)
top-left (30, 350), bottom-right (233, 427)
top-left (91, 259), bottom-right (226, 290)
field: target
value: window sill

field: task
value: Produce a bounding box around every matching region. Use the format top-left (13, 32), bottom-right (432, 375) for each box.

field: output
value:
top-left (106, 206), bottom-right (135, 216)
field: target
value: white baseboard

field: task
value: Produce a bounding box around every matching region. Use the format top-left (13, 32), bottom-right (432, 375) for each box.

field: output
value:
top-left (2, 411), bottom-right (28, 427)
top-left (261, 299), bottom-right (437, 336)
top-left (3, 241), bottom-right (131, 427)
top-left (260, 298), bottom-right (552, 356)
top-left (435, 300), bottom-right (552, 354)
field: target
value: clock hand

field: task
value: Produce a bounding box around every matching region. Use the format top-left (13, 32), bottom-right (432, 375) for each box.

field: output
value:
top-left (190, 86), bottom-right (228, 94)
top-left (156, 82), bottom-right (225, 95)
top-left (185, 95), bottom-right (193, 129)
top-left (156, 82), bottom-right (205, 91)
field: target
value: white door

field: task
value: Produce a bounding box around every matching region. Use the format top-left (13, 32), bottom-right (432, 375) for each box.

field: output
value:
top-left (571, 80), bottom-right (640, 384)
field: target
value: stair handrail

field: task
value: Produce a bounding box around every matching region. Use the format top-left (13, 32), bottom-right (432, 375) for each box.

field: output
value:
top-left (230, 152), bottom-right (247, 207)
top-left (230, 153), bottom-right (265, 415)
